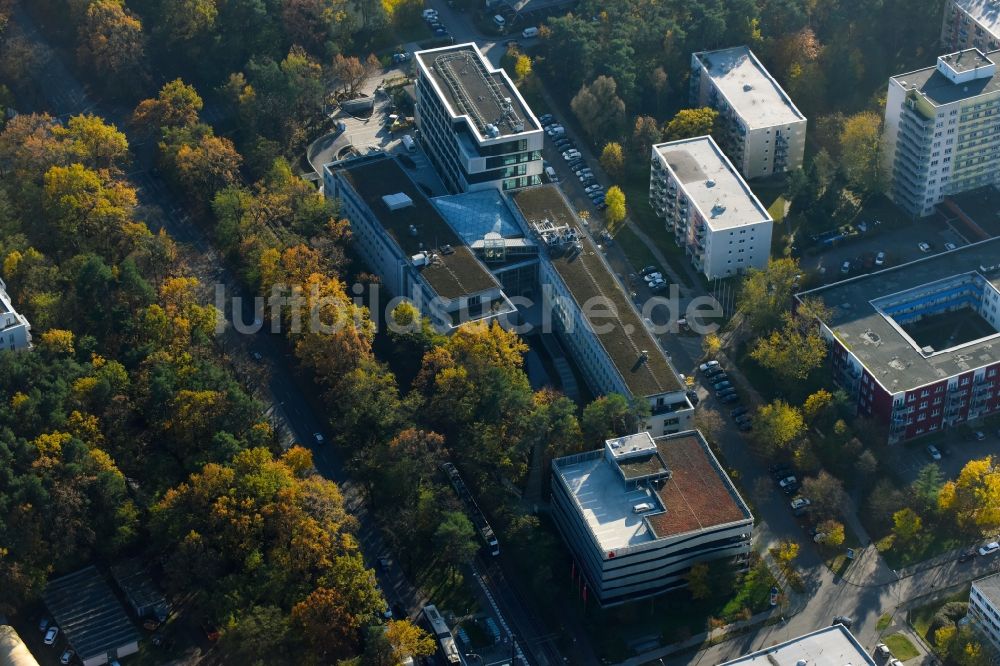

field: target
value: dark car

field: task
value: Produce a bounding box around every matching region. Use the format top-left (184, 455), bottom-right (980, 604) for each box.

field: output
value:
top-left (731, 406), bottom-right (749, 418)
top-left (434, 27), bottom-right (449, 37)
top-left (738, 421), bottom-right (752, 432)
top-left (958, 551), bottom-right (977, 563)
top-left (832, 615), bottom-right (853, 629)
top-left (770, 466), bottom-right (793, 480)
top-left (712, 380), bottom-right (733, 391)
top-left (717, 387), bottom-right (737, 398)
top-left (538, 113), bottom-right (555, 125)
top-left (686, 389), bottom-right (700, 405)
top-left (720, 393), bottom-right (740, 404)
top-left (703, 366), bottom-right (725, 378)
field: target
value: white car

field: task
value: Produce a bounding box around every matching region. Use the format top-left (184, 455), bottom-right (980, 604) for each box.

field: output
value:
top-left (875, 251), bottom-right (886, 266)
top-left (778, 476), bottom-right (797, 489)
top-left (44, 626), bottom-right (59, 645)
top-left (927, 445), bottom-right (942, 461)
top-left (562, 150), bottom-right (581, 160)
top-left (918, 242), bottom-right (931, 253)
top-left (648, 278), bottom-right (666, 289)
top-left (944, 242), bottom-right (957, 251)
top-left (790, 497), bottom-right (811, 510)
top-left (643, 272), bottom-right (663, 283)
top-left (313, 432), bottom-right (325, 445)
top-left (979, 541), bottom-right (1000, 556)
top-left (584, 184), bottom-right (602, 193)
top-left (699, 360), bottom-right (720, 373)
top-left (60, 649), bottom-right (75, 665)
top-left (422, 8), bottom-right (438, 19)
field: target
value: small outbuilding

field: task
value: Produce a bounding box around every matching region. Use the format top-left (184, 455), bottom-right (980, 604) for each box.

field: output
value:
top-left (43, 566), bottom-right (140, 666)
top-left (110, 559), bottom-right (168, 623)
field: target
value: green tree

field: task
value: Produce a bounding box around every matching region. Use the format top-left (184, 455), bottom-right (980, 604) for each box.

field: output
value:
top-left (663, 107), bottom-right (718, 141)
top-left (570, 76), bottom-right (625, 143)
top-left (739, 258), bottom-right (802, 335)
top-left (751, 400), bottom-right (804, 454)
top-left (600, 142), bottom-right (624, 179)
top-left (892, 507), bottom-right (923, 545)
top-left (434, 511), bottom-right (479, 570)
top-left (132, 79), bottom-right (204, 132)
top-left (815, 519), bottom-right (845, 547)
top-left (750, 313), bottom-right (827, 381)
top-left (802, 471), bottom-right (848, 519)
top-left (685, 562), bottom-right (711, 599)
top-left (911, 463), bottom-right (944, 514)
top-left (839, 111), bottom-right (884, 191)
top-left (581, 393), bottom-right (648, 442)
top-left (604, 185), bottom-right (626, 232)
top-left (631, 115), bottom-right (662, 159)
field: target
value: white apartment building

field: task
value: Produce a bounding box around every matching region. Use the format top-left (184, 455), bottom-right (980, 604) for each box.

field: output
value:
top-left (414, 43), bottom-right (544, 193)
top-left (649, 136), bottom-right (773, 280)
top-left (969, 572), bottom-right (1000, 651)
top-left (0, 278), bottom-right (31, 351)
top-left (942, 0), bottom-right (1000, 53)
top-left (510, 185), bottom-right (695, 437)
top-left (883, 48), bottom-right (1000, 217)
top-left (690, 46), bottom-right (807, 179)
top-left (551, 431), bottom-right (753, 607)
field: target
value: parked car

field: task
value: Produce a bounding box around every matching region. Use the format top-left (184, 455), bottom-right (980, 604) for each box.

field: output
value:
top-left (44, 626), bottom-right (59, 646)
top-left (738, 421), bottom-right (752, 432)
top-left (711, 378), bottom-right (731, 390)
top-left (538, 113), bottom-right (554, 125)
top-left (717, 387), bottom-right (737, 398)
top-left (973, 430), bottom-right (986, 441)
top-left (918, 241), bottom-right (931, 253)
top-left (39, 618), bottom-right (50, 632)
top-left (584, 184), bottom-right (603, 194)
top-left (840, 260), bottom-right (851, 274)
top-left (945, 242), bottom-right (957, 251)
top-left (434, 27), bottom-right (449, 37)
top-left (644, 272), bottom-right (663, 283)
top-left (686, 389), bottom-right (700, 405)
top-left (546, 125), bottom-right (565, 137)
top-left (391, 52), bottom-right (410, 64)
top-left (958, 551), bottom-right (977, 563)
top-left (832, 616), bottom-right (853, 628)
top-left (647, 278), bottom-right (666, 289)
top-left (567, 159), bottom-right (585, 171)
top-left (562, 151), bottom-right (581, 161)
top-left (790, 497), bottom-right (811, 511)
top-left (731, 406), bottom-right (749, 418)
top-left (875, 251), bottom-right (886, 266)
top-left (60, 649), bottom-right (74, 665)
top-left (641, 266), bottom-right (661, 276)
top-left (770, 586), bottom-right (779, 606)
top-left (720, 393), bottom-right (740, 404)
top-left (313, 432), bottom-right (325, 445)
top-left (422, 8), bottom-right (438, 19)
top-left (778, 475), bottom-right (797, 489)
top-left (927, 444), bottom-right (942, 461)
top-left (979, 541), bottom-right (1000, 556)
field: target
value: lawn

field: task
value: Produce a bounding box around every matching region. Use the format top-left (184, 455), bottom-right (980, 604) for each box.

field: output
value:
top-left (415, 560), bottom-right (479, 616)
top-left (619, 175), bottom-right (695, 290)
top-left (877, 529), bottom-right (964, 570)
top-left (614, 224), bottom-right (660, 275)
top-left (877, 614), bottom-right (893, 631)
top-left (884, 633), bottom-right (920, 661)
top-left (910, 587), bottom-right (970, 642)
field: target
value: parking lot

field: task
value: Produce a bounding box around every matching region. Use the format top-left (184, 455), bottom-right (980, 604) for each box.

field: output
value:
top-left (888, 424), bottom-right (1000, 484)
top-left (538, 115), bottom-right (609, 217)
top-left (800, 214), bottom-right (969, 281)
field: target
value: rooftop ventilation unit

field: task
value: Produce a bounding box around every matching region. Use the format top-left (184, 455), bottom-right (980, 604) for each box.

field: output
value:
top-left (743, 83), bottom-right (754, 92)
top-left (706, 179), bottom-right (716, 187)
top-left (383, 192), bottom-right (414, 211)
top-left (711, 203), bottom-right (727, 216)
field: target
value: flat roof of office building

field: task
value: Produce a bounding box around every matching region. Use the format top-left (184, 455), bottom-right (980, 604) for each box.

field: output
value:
top-left (510, 185), bottom-right (683, 397)
top-left (336, 155), bottom-right (501, 300)
top-left (42, 566), bottom-right (140, 664)
top-left (653, 137), bottom-right (772, 231)
top-left (719, 625), bottom-right (877, 666)
top-left (415, 43), bottom-right (540, 139)
top-left (953, 0), bottom-right (1000, 36)
top-left (693, 46), bottom-right (805, 128)
top-left (892, 48), bottom-right (1000, 106)
top-left (553, 431), bottom-right (751, 553)
top-left (797, 237), bottom-right (1000, 393)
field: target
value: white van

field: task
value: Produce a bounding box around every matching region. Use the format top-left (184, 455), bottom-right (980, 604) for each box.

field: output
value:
top-left (521, 26), bottom-right (539, 38)
top-left (632, 502), bottom-right (654, 514)
top-left (401, 134), bottom-right (416, 152)
top-left (544, 166), bottom-right (558, 182)
top-left (493, 14), bottom-right (506, 26)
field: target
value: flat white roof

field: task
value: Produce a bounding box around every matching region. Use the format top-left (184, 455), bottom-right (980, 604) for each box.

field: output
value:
top-left (720, 625), bottom-right (877, 666)
top-left (954, 0), bottom-right (1000, 37)
top-left (654, 136), bottom-right (772, 231)
top-left (557, 449), bottom-right (660, 551)
top-left (974, 572), bottom-right (1000, 608)
top-left (695, 46), bottom-right (805, 128)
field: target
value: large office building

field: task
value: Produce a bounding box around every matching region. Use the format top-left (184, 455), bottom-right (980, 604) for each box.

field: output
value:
top-left (510, 185), bottom-right (695, 436)
top-left (0, 278), bottom-right (31, 351)
top-left (690, 46), bottom-right (807, 179)
top-left (323, 154), bottom-right (517, 332)
top-left (649, 136), bottom-right (773, 280)
top-left (969, 572), bottom-right (1000, 651)
top-left (883, 48), bottom-right (1000, 217)
top-left (324, 155), bottom-right (695, 434)
top-left (796, 238), bottom-right (1000, 444)
top-left (550, 431), bottom-right (753, 607)
top-left (942, 0), bottom-right (1000, 53)
top-left (414, 43), bottom-right (544, 193)
top-left (719, 625), bottom-right (877, 666)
